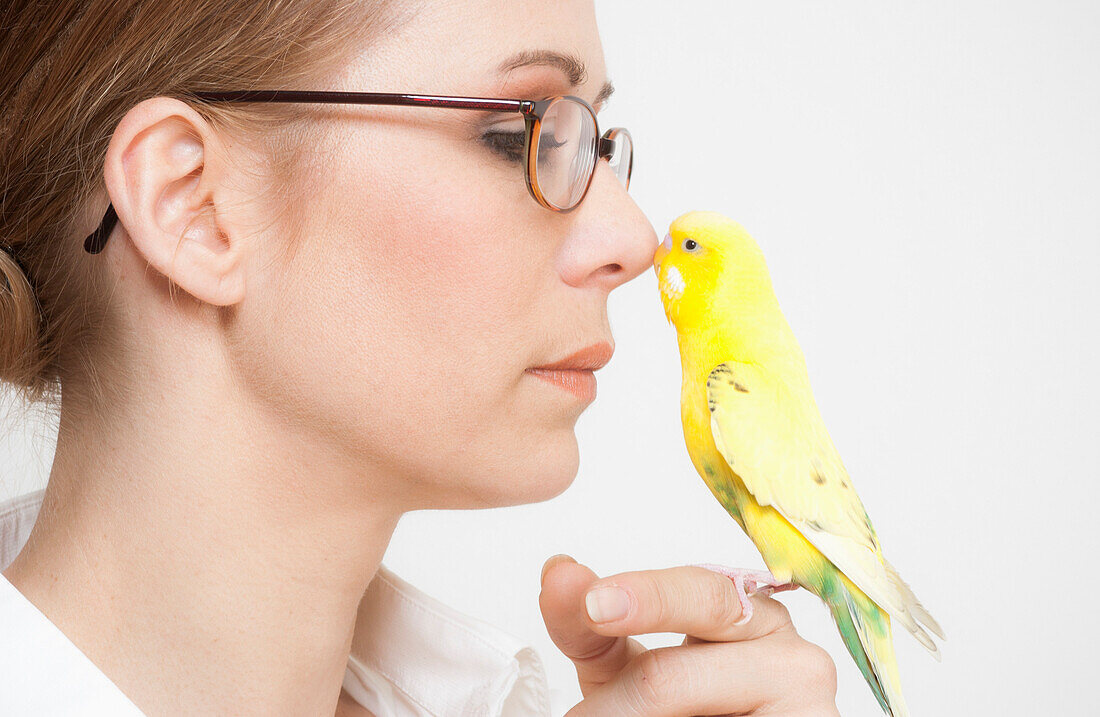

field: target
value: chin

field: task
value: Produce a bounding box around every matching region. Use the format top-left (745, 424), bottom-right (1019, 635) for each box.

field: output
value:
top-left (452, 428), bottom-right (581, 509)
top-left (522, 422), bottom-right (581, 501)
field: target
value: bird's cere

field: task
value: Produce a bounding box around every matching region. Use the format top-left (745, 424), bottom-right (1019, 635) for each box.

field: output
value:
top-left (662, 233), bottom-right (672, 250)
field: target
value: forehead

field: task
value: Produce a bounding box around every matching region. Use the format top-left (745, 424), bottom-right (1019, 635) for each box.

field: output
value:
top-left (344, 0), bottom-right (608, 102)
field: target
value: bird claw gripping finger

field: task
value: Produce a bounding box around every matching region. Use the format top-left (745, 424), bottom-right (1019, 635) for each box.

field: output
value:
top-left (690, 563), bottom-right (800, 626)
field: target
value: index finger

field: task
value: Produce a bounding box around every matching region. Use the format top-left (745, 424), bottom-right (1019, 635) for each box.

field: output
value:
top-left (582, 565), bottom-right (796, 642)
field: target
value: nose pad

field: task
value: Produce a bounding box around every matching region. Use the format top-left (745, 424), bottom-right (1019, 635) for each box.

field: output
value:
top-left (662, 233), bottom-right (672, 250)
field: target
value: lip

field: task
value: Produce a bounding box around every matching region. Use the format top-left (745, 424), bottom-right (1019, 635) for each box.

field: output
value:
top-left (525, 367), bottom-right (597, 401)
top-left (525, 340), bottom-right (613, 402)
top-left (530, 341), bottom-right (614, 371)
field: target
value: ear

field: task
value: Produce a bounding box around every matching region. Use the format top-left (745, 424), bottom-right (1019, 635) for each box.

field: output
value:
top-left (102, 96), bottom-right (246, 306)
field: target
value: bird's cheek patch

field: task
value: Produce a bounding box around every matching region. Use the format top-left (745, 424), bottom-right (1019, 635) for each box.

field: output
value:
top-left (661, 265), bottom-right (686, 301)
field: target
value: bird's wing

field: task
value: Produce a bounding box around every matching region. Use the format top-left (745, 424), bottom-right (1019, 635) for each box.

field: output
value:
top-left (706, 361), bottom-right (944, 656)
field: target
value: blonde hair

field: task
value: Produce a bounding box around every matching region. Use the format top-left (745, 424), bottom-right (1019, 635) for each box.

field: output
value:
top-left (0, 0), bottom-right (407, 409)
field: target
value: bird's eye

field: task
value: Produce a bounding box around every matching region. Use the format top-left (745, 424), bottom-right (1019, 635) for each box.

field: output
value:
top-left (682, 238), bottom-right (699, 252)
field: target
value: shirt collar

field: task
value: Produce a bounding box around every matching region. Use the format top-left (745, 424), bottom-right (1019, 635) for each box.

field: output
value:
top-left (347, 562), bottom-right (551, 716)
top-left (1, 489), bottom-right (551, 716)
top-left (0, 489), bottom-right (144, 714)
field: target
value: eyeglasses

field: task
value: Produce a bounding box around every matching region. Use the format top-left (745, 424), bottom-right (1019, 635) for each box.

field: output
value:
top-left (82, 90), bottom-right (633, 254)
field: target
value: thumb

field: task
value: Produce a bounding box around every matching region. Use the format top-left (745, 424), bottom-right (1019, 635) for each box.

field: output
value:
top-left (538, 554), bottom-right (646, 696)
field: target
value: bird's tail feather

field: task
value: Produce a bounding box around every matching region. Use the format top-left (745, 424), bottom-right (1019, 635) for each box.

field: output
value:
top-left (883, 557), bottom-right (946, 658)
top-left (828, 576), bottom-right (910, 717)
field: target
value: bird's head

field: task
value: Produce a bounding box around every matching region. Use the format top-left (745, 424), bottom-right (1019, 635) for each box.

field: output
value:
top-left (652, 210), bottom-right (775, 333)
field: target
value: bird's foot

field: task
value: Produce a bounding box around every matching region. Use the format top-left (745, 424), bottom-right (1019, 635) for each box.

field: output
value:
top-left (690, 563), bottom-right (800, 626)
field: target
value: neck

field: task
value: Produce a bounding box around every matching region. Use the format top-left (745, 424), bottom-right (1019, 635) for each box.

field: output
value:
top-left (3, 366), bottom-right (404, 714)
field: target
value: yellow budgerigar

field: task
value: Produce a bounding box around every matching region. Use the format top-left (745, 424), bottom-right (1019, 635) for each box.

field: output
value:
top-left (653, 210), bottom-right (944, 716)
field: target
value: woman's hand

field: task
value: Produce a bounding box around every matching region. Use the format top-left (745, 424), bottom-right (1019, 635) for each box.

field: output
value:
top-left (539, 555), bottom-right (840, 716)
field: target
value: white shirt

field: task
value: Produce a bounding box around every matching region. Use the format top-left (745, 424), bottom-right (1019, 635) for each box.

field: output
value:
top-left (0, 489), bottom-right (553, 716)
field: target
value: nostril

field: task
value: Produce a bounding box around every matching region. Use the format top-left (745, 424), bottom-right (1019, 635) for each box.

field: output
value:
top-left (595, 263), bottom-right (623, 280)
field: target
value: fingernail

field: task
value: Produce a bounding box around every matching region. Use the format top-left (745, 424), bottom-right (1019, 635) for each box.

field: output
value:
top-left (585, 586), bottom-right (630, 623)
top-left (541, 553), bottom-right (575, 584)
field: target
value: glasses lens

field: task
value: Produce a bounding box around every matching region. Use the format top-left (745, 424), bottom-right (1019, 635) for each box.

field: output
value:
top-left (606, 130), bottom-right (632, 190)
top-left (535, 98), bottom-right (597, 209)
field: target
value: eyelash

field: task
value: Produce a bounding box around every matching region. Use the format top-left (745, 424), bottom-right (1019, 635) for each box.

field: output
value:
top-left (481, 130), bottom-right (526, 163)
top-left (480, 130), bottom-right (567, 164)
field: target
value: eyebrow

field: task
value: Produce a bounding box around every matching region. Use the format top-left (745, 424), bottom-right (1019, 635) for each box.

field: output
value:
top-left (497, 49), bottom-right (616, 107)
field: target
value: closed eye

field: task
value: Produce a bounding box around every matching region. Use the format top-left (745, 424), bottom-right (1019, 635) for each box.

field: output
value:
top-left (481, 130), bottom-right (567, 164)
top-left (481, 130), bottom-right (526, 163)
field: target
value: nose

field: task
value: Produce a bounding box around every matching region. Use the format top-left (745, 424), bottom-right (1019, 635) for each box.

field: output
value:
top-left (561, 161), bottom-right (659, 291)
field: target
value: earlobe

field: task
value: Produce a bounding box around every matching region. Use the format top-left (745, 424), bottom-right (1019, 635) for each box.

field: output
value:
top-left (102, 96), bottom-right (246, 306)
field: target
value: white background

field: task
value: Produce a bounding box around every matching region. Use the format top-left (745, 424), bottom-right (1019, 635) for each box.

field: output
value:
top-left (3, 2), bottom-right (1098, 715)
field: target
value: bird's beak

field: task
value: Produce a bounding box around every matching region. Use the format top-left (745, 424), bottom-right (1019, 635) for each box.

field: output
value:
top-left (653, 233), bottom-right (672, 276)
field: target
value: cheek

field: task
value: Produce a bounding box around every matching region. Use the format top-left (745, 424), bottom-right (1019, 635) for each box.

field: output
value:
top-left (350, 173), bottom-right (529, 389)
top-left (239, 138), bottom-right (579, 505)
top-left (327, 126), bottom-right (533, 369)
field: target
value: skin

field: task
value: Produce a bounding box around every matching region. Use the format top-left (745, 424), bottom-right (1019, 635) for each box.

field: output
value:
top-left (2, 0), bottom-right (838, 714)
top-left (540, 558), bottom-right (840, 716)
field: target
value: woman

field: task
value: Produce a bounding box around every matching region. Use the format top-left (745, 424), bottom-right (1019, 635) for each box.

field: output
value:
top-left (0, 0), bottom-right (840, 714)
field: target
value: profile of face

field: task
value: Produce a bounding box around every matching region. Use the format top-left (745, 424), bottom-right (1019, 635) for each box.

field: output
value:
top-left (116, 0), bottom-right (657, 512)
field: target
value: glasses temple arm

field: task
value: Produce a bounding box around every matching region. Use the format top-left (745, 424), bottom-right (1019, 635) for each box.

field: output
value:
top-left (83, 203), bottom-right (117, 254)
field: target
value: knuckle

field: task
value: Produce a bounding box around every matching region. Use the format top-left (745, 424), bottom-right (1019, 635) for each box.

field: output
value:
top-left (641, 572), bottom-right (672, 626)
top-left (764, 596), bottom-right (794, 634)
top-left (771, 595), bottom-right (793, 622)
top-left (557, 630), bottom-right (617, 663)
top-left (627, 648), bottom-right (685, 710)
top-left (793, 640), bottom-right (839, 697)
top-left (796, 708), bottom-right (842, 717)
top-left (701, 571), bottom-right (742, 625)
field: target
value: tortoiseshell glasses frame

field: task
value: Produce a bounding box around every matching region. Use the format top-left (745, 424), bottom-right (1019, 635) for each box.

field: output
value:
top-left (82, 89), bottom-right (633, 254)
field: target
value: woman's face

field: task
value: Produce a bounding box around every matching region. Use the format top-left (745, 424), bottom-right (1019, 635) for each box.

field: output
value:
top-left (236, 0), bottom-right (657, 510)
